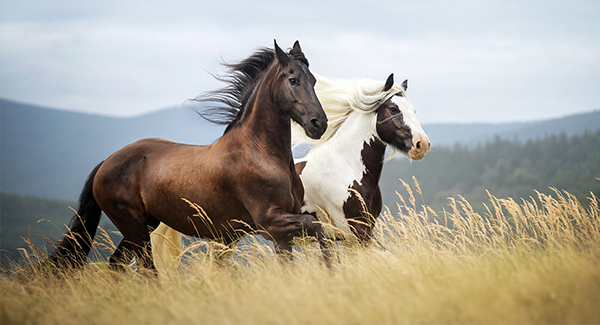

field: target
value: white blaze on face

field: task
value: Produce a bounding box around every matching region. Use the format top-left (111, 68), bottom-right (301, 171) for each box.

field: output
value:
top-left (390, 95), bottom-right (430, 159)
top-left (390, 96), bottom-right (426, 140)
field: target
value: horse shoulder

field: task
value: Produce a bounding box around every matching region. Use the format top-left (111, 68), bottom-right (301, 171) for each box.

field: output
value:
top-left (235, 157), bottom-right (301, 217)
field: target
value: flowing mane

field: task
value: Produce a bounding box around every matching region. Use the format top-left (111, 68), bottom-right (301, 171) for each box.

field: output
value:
top-left (193, 48), bottom-right (274, 133)
top-left (194, 47), bottom-right (310, 134)
top-left (292, 74), bottom-right (405, 146)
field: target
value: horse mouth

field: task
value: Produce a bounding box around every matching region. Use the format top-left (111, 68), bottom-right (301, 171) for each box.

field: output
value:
top-left (409, 151), bottom-right (427, 160)
top-left (407, 133), bottom-right (430, 160)
top-left (408, 140), bottom-right (430, 160)
top-left (306, 128), bottom-right (324, 139)
top-left (303, 117), bottom-right (327, 139)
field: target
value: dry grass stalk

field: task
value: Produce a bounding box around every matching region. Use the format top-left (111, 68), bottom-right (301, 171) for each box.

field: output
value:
top-left (1, 183), bottom-right (599, 324)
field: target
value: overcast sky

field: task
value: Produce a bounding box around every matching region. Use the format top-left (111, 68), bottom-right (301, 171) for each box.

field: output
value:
top-left (1, 0), bottom-right (599, 124)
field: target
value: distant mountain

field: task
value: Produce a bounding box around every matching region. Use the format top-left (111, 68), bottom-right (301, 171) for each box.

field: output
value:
top-left (1, 98), bottom-right (599, 202)
top-left (424, 110), bottom-right (600, 147)
top-left (1, 98), bottom-right (224, 201)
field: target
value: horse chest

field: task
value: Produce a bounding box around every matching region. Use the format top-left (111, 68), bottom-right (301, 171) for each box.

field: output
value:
top-left (298, 122), bottom-right (377, 235)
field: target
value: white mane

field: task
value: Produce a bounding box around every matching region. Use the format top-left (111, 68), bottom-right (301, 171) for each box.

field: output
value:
top-left (292, 74), bottom-right (405, 146)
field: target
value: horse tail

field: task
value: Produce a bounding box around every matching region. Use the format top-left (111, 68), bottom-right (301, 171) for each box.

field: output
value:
top-left (47, 161), bottom-right (104, 268)
top-left (150, 223), bottom-right (183, 274)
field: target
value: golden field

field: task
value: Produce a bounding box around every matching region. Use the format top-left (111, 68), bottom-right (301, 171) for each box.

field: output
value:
top-left (2, 180), bottom-right (599, 325)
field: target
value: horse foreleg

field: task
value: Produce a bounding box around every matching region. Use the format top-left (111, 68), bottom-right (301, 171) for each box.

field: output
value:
top-left (273, 240), bottom-right (293, 263)
top-left (318, 238), bottom-right (337, 267)
top-left (348, 219), bottom-right (374, 247)
top-left (260, 210), bottom-right (333, 267)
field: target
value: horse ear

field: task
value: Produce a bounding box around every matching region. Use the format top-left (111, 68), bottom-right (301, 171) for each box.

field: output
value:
top-left (383, 73), bottom-right (394, 92)
top-left (291, 40), bottom-right (302, 54)
top-left (274, 39), bottom-right (289, 67)
top-left (402, 79), bottom-right (408, 91)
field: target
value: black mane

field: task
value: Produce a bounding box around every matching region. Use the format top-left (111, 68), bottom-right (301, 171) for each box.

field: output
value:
top-left (193, 46), bottom-right (309, 133)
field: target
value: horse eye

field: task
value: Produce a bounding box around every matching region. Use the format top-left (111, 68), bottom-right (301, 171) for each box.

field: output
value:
top-left (390, 106), bottom-right (400, 114)
top-left (289, 78), bottom-right (298, 86)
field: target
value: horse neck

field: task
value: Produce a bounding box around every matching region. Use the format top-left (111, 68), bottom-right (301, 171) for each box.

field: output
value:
top-left (324, 111), bottom-right (387, 180)
top-left (239, 72), bottom-right (293, 161)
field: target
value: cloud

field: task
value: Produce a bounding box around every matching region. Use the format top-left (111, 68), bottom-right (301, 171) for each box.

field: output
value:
top-left (1, 0), bottom-right (599, 123)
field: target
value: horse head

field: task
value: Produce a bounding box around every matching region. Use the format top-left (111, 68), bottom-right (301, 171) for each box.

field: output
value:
top-left (376, 73), bottom-right (430, 160)
top-left (272, 40), bottom-right (327, 140)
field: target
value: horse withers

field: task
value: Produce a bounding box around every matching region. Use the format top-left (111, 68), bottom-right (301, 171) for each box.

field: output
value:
top-left (47, 40), bottom-right (329, 271)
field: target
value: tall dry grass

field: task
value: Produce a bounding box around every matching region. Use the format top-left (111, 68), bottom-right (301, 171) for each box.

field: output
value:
top-left (2, 179), bottom-right (599, 324)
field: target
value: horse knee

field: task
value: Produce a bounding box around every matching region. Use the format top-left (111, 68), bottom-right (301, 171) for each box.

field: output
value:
top-left (274, 214), bottom-right (323, 240)
top-left (297, 214), bottom-right (325, 237)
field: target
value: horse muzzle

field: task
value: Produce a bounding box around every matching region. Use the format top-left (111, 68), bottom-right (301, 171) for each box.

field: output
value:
top-left (408, 132), bottom-right (431, 160)
top-left (303, 115), bottom-right (328, 140)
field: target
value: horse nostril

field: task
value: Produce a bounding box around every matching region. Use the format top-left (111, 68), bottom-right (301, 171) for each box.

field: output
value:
top-left (310, 118), bottom-right (320, 129)
top-left (410, 134), bottom-right (430, 159)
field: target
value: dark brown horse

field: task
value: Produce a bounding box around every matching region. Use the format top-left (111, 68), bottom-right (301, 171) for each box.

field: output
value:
top-left (48, 40), bottom-right (329, 271)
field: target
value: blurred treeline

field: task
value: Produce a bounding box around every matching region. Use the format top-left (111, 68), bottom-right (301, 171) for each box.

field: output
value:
top-left (381, 130), bottom-right (600, 214)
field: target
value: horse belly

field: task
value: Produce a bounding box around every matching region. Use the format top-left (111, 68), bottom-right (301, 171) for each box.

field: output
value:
top-left (141, 166), bottom-right (254, 241)
top-left (148, 190), bottom-right (252, 240)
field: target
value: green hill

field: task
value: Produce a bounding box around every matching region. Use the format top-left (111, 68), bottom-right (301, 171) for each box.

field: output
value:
top-left (381, 130), bottom-right (600, 215)
top-left (0, 192), bottom-right (121, 266)
top-left (0, 192), bottom-right (75, 264)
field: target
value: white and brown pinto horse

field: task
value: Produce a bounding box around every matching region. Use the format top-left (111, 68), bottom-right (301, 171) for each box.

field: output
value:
top-left (151, 73), bottom-right (429, 271)
top-left (293, 73), bottom-right (430, 244)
